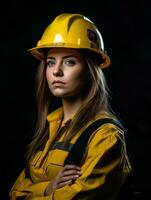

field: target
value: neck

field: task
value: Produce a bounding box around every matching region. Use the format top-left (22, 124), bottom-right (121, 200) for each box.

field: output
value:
top-left (62, 96), bottom-right (83, 123)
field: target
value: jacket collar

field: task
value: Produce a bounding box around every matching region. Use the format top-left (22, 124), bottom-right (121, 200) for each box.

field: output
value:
top-left (47, 107), bottom-right (63, 122)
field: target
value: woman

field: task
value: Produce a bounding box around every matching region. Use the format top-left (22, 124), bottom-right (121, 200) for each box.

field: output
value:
top-left (9, 13), bottom-right (131, 200)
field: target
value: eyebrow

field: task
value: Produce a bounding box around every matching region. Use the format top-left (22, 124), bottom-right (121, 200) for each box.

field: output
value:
top-left (46, 55), bottom-right (80, 60)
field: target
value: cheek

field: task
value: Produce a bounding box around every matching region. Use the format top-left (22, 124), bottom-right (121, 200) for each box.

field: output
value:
top-left (46, 68), bottom-right (52, 83)
top-left (68, 70), bottom-right (85, 88)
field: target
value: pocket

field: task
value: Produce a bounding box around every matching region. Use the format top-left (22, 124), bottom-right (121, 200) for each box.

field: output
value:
top-left (45, 149), bottom-right (69, 179)
top-left (47, 149), bottom-right (68, 166)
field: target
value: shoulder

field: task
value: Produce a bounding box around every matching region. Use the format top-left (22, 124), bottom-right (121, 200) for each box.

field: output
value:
top-left (87, 112), bottom-right (125, 148)
top-left (92, 111), bottom-right (124, 133)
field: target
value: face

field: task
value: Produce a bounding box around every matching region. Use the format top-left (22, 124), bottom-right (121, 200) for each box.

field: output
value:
top-left (46, 48), bottom-right (87, 98)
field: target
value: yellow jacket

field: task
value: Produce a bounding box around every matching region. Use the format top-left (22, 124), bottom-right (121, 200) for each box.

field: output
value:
top-left (10, 107), bottom-right (131, 200)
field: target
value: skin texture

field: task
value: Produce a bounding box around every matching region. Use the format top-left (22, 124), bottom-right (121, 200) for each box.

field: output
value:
top-left (45, 165), bottom-right (82, 195)
top-left (45, 48), bottom-right (87, 195)
top-left (46, 48), bottom-right (88, 123)
top-left (46, 48), bottom-right (86, 98)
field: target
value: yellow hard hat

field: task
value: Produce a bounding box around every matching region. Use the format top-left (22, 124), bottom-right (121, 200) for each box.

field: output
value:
top-left (28, 13), bottom-right (111, 68)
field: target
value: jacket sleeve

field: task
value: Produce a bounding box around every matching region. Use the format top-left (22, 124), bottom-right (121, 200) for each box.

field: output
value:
top-left (25, 125), bottom-right (131, 200)
top-left (9, 169), bottom-right (50, 200)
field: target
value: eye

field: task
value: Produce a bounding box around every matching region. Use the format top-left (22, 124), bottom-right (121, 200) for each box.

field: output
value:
top-left (64, 59), bottom-right (76, 66)
top-left (46, 59), bottom-right (55, 67)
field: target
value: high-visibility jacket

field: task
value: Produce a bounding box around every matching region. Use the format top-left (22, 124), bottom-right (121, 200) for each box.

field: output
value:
top-left (9, 107), bottom-right (131, 200)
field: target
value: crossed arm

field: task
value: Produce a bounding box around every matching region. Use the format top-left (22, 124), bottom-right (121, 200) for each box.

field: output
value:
top-left (10, 127), bottom-right (130, 200)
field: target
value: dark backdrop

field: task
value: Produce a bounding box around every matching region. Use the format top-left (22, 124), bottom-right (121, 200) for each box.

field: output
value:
top-left (0, 1), bottom-right (149, 199)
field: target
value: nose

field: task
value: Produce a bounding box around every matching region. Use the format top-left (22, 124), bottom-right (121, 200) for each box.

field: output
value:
top-left (53, 62), bottom-right (63, 76)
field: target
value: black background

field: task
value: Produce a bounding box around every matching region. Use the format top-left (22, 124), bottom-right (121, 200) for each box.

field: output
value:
top-left (0, 1), bottom-right (149, 199)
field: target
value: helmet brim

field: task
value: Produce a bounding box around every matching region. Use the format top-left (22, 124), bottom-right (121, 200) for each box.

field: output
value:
top-left (28, 44), bottom-right (111, 69)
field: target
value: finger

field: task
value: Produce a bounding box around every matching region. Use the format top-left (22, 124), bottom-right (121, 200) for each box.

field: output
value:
top-left (62, 165), bottom-right (81, 175)
top-left (63, 164), bottom-right (81, 171)
top-left (62, 169), bottom-right (82, 177)
top-left (60, 174), bottom-right (80, 182)
top-left (57, 180), bottom-right (73, 188)
top-left (56, 172), bottom-right (81, 186)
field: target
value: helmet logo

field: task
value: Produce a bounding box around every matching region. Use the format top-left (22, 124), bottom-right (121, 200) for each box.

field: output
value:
top-left (87, 29), bottom-right (97, 43)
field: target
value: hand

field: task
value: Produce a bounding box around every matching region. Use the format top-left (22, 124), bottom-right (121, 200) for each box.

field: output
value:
top-left (45, 164), bottom-right (82, 195)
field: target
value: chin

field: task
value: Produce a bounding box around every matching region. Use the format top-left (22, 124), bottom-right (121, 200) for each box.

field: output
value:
top-left (52, 92), bottom-right (67, 97)
top-left (51, 90), bottom-right (78, 98)
top-left (53, 92), bottom-right (75, 98)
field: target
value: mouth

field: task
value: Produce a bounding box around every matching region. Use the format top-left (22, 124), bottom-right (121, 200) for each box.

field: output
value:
top-left (52, 80), bottom-right (65, 86)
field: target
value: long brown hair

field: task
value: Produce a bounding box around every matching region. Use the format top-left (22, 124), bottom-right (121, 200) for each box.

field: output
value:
top-left (26, 50), bottom-right (112, 163)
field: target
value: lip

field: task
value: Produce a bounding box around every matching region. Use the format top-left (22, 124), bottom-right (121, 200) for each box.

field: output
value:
top-left (52, 80), bottom-right (65, 85)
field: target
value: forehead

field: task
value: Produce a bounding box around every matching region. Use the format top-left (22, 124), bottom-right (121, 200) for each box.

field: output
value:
top-left (47, 48), bottom-right (83, 58)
